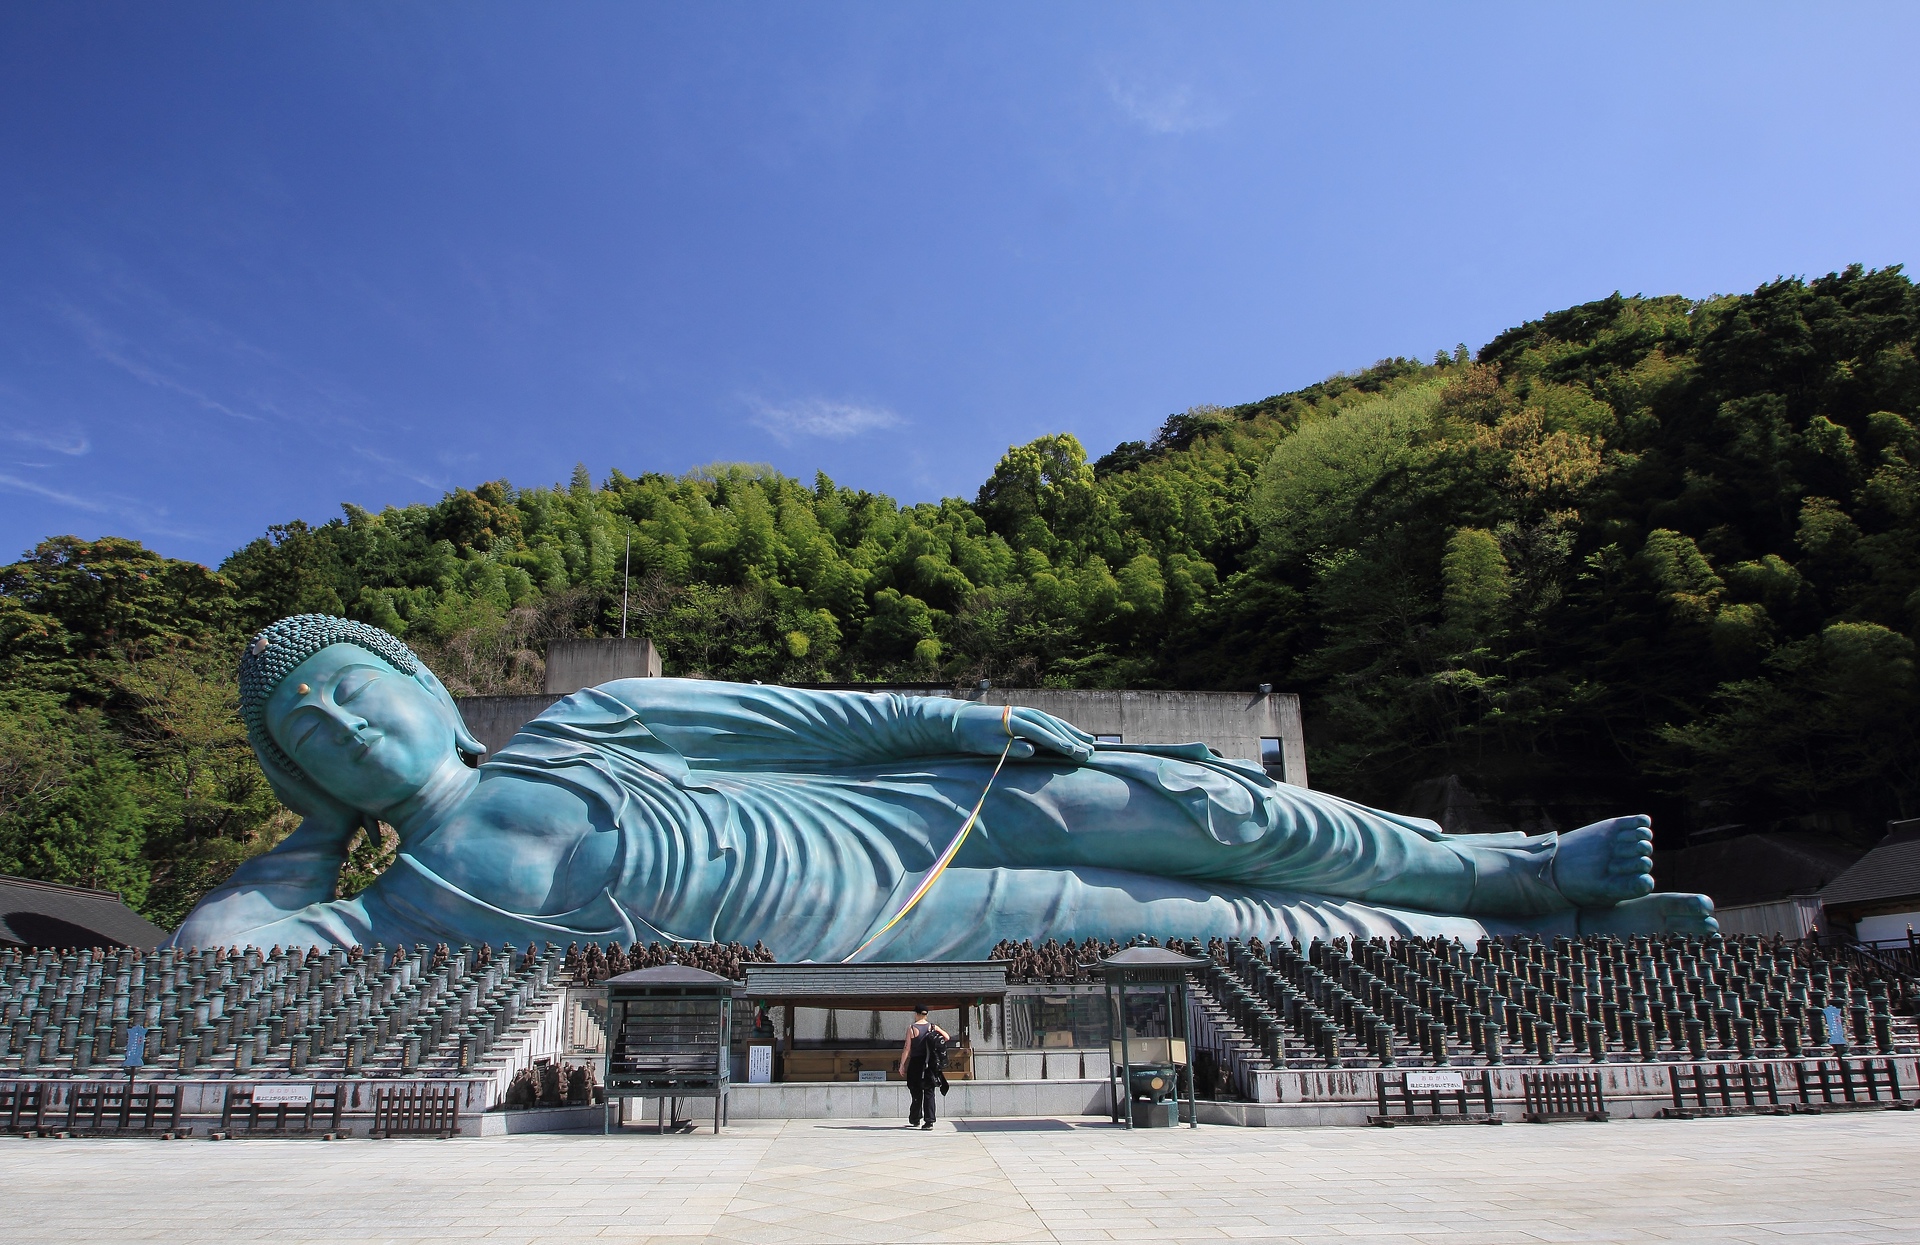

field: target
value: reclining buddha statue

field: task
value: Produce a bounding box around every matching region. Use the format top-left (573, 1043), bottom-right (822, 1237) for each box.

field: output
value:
top-left (167, 615), bottom-right (1717, 955)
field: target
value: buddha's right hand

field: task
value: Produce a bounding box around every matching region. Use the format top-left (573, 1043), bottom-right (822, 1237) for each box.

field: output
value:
top-left (952, 703), bottom-right (1096, 763)
top-left (261, 768), bottom-right (365, 855)
top-left (193, 776), bottom-right (363, 908)
top-left (166, 799), bottom-right (366, 945)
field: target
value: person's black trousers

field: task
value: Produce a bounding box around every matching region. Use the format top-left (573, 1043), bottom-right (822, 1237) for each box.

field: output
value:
top-left (905, 1059), bottom-right (937, 1126)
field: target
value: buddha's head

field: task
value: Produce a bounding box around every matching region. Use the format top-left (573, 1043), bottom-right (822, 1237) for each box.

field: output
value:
top-left (239, 614), bottom-right (485, 819)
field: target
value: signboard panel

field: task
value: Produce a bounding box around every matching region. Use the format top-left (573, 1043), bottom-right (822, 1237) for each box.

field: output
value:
top-left (252, 1084), bottom-right (314, 1106)
top-left (123, 1026), bottom-right (147, 1069)
top-left (857, 1069), bottom-right (888, 1083)
top-left (747, 1045), bottom-right (773, 1084)
top-left (1404, 1070), bottom-right (1465, 1092)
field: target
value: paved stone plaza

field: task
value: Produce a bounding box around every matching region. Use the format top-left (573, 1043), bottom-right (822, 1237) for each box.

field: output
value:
top-left (2, 1113), bottom-right (1914, 1244)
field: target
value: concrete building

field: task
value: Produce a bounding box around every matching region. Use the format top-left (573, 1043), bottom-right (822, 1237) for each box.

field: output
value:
top-left (458, 638), bottom-right (662, 767)
top-left (543, 638), bottom-right (661, 692)
top-left (458, 669), bottom-right (1308, 787)
top-left (903, 685), bottom-right (1307, 786)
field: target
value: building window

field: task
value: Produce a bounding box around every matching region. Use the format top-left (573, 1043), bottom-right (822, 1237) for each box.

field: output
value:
top-left (1095, 734), bottom-right (1122, 745)
top-left (1260, 737), bottom-right (1284, 777)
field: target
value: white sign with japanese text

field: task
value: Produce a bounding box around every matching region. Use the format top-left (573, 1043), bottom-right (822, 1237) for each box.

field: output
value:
top-left (1404, 1071), bottom-right (1465, 1092)
top-left (251, 1084), bottom-right (314, 1106)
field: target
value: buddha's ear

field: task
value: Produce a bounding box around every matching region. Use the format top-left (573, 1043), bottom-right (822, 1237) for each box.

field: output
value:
top-left (414, 662), bottom-right (487, 761)
top-left (452, 717), bottom-right (487, 762)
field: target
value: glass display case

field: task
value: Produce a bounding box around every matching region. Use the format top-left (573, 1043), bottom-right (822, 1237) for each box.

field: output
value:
top-left (1003, 989), bottom-right (1110, 1049)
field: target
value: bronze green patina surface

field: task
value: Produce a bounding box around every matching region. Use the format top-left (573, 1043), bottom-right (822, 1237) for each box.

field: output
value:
top-left (169, 615), bottom-right (1716, 954)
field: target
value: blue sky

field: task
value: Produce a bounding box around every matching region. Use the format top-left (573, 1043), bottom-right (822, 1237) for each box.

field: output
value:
top-left (2, 3), bottom-right (1916, 566)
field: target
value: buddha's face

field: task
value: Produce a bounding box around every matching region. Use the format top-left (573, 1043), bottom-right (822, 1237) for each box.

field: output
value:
top-left (264, 643), bottom-right (457, 812)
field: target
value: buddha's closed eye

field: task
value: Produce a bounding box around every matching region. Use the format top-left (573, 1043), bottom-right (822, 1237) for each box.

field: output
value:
top-left (335, 669), bottom-right (382, 704)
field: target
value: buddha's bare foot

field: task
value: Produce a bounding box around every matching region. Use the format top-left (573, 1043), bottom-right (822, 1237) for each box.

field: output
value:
top-left (1578, 892), bottom-right (1717, 937)
top-left (1549, 815), bottom-right (1655, 908)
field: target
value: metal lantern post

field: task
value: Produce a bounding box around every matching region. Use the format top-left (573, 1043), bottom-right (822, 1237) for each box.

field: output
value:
top-left (603, 965), bottom-right (734, 1134)
top-left (1100, 947), bottom-right (1202, 1129)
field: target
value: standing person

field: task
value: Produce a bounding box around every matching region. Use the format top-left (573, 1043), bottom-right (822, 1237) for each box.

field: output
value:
top-left (897, 1005), bottom-right (949, 1129)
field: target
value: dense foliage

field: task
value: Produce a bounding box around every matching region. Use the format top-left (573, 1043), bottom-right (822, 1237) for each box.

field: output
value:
top-left (3, 266), bottom-right (1915, 925)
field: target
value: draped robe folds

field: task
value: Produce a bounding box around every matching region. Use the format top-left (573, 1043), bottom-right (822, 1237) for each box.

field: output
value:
top-left (184, 680), bottom-right (1572, 955)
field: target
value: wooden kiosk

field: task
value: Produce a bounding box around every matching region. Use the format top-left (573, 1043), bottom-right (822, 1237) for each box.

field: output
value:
top-left (602, 964), bottom-right (733, 1133)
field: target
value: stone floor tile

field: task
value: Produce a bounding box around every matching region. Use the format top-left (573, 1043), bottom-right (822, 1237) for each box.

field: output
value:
top-left (4, 1112), bottom-right (1918, 1243)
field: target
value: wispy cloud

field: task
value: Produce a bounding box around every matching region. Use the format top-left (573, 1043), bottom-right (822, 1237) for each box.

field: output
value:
top-left (5, 428), bottom-right (90, 456)
top-left (0, 469), bottom-right (209, 542)
top-left (747, 397), bottom-right (903, 444)
top-left (0, 472), bottom-right (106, 512)
top-left (59, 305), bottom-right (260, 422)
top-left (354, 445), bottom-right (446, 491)
top-left (1105, 76), bottom-right (1228, 135)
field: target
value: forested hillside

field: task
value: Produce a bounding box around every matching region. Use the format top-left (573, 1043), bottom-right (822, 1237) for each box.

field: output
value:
top-left (3, 265), bottom-right (1915, 926)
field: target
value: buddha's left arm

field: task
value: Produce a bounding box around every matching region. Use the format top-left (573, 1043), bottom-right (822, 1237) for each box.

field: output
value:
top-left (591, 679), bottom-right (1079, 768)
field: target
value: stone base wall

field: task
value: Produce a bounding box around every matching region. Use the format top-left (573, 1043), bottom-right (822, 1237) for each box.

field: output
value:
top-left (1238, 1055), bottom-right (1919, 1105)
top-left (726, 1078), bottom-right (1113, 1120)
top-left (8, 1055), bottom-right (1912, 1133)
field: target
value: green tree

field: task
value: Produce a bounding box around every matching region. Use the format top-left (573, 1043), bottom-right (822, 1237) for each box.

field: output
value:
top-left (1440, 528), bottom-right (1511, 639)
top-left (0, 693), bottom-right (149, 905)
top-left (109, 647), bottom-right (289, 925)
top-left (3, 265), bottom-right (1917, 925)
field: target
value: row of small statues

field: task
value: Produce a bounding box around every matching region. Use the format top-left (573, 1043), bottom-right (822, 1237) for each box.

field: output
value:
top-left (503, 1059), bottom-right (600, 1109)
top-left (562, 940), bottom-right (777, 984)
top-left (16, 927), bottom-right (1897, 996)
top-left (19, 942), bottom-right (475, 969)
top-left (1204, 929), bottom-right (1910, 1070)
top-left (53, 941), bottom-right (537, 973)
top-left (989, 929), bottom-right (1911, 994)
top-left (990, 935), bottom-right (1205, 983)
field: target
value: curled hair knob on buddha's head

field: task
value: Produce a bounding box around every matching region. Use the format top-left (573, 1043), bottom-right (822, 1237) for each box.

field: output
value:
top-left (238, 614), bottom-right (485, 804)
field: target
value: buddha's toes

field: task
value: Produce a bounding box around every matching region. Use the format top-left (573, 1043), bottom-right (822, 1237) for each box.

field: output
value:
top-left (1551, 815), bottom-right (1656, 909)
top-left (1579, 892), bottom-right (1718, 937)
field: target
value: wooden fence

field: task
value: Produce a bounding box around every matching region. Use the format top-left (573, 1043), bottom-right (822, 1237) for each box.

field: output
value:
top-left (1521, 1071), bottom-right (1609, 1123)
top-left (371, 1085), bottom-right (462, 1138)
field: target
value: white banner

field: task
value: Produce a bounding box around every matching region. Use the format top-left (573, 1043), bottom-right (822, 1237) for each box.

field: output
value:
top-left (1403, 1071), bottom-right (1465, 1092)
